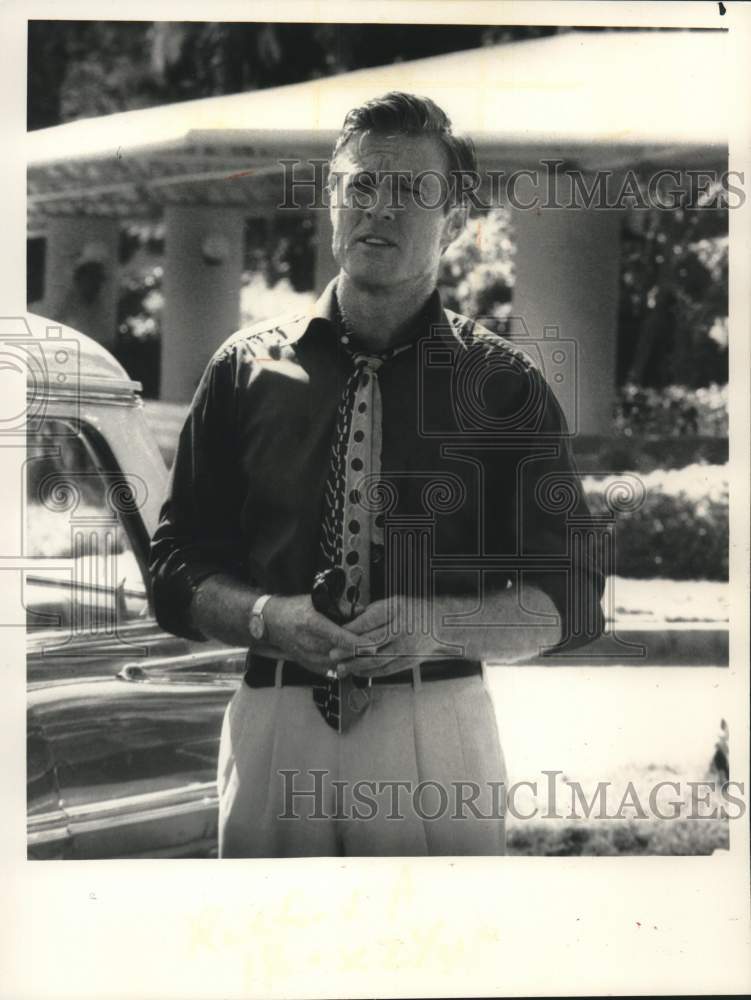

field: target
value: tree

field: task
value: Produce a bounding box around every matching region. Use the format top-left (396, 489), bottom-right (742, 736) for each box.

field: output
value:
top-left (618, 199), bottom-right (728, 388)
top-left (438, 208), bottom-right (515, 332)
top-left (28, 21), bottom-right (563, 130)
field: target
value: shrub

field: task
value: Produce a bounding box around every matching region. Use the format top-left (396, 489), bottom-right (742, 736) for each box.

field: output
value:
top-left (506, 818), bottom-right (728, 856)
top-left (582, 464), bottom-right (728, 580)
top-left (615, 383), bottom-right (728, 438)
top-left (574, 436), bottom-right (728, 475)
top-left (438, 208), bottom-right (514, 332)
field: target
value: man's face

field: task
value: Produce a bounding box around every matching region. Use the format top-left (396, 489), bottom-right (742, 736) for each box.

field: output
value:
top-left (329, 131), bottom-right (464, 291)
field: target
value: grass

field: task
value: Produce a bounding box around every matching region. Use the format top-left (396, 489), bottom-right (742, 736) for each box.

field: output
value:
top-left (505, 763), bottom-right (731, 855)
top-left (507, 817), bottom-right (729, 856)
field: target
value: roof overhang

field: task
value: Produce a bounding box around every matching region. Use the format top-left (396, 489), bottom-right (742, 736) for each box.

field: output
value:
top-left (28, 29), bottom-right (729, 222)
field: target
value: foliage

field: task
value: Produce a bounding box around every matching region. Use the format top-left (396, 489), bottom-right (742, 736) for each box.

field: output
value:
top-left (437, 202), bottom-right (728, 394)
top-left (29, 23), bottom-right (729, 402)
top-left (114, 225), bottom-right (164, 398)
top-left (507, 818), bottom-right (728, 856)
top-left (438, 209), bottom-right (515, 331)
top-left (240, 275), bottom-right (314, 327)
top-left (113, 217), bottom-right (319, 396)
top-left (583, 464), bottom-right (728, 580)
top-left (28, 21), bottom-right (563, 130)
top-left (507, 763), bottom-right (731, 855)
top-left (618, 203), bottom-right (728, 388)
top-left (244, 215), bottom-right (316, 292)
top-left (575, 437), bottom-right (727, 475)
top-left (615, 383), bottom-right (728, 438)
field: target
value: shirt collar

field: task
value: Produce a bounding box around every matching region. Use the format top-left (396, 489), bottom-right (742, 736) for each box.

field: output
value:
top-left (299, 275), bottom-right (449, 351)
top-left (306, 276), bottom-right (340, 328)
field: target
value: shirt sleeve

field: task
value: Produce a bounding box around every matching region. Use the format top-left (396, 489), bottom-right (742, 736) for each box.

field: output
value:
top-left (148, 347), bottom-right (246, 641)
top-left (478, 344), bottom-right (605, 657)
top-left (513, 367), bottom-right (606, 656)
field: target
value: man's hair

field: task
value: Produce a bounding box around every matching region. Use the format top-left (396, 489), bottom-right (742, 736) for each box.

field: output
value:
top-left (331, 91), bottom-right (477, 203)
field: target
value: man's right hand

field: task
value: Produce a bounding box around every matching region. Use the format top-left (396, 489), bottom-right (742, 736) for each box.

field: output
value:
top-left (191, 576), bottom-right (359, 671)
top-left (264, 595), bottom-right (360, 675)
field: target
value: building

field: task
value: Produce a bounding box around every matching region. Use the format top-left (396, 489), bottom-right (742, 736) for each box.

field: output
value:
top-left (27, 28), bottom-right (728, 434)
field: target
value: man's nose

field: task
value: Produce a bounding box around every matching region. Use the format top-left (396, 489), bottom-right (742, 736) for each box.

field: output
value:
top-left (364, 180), bottom-right (396, 221)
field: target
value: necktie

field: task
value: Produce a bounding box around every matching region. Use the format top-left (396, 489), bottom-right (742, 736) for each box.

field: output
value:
top-left (313, 339), bottom-right (397, 733)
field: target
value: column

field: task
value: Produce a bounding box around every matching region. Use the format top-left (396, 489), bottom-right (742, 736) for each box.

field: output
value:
top-left (37, 216), bottom-right (120, 350)
top-left (313, 204), bottom-right (338, 293)
top-left (161, 205), bottom-right (244, 402)
top-left (510, 200), bottom-right (622, 436)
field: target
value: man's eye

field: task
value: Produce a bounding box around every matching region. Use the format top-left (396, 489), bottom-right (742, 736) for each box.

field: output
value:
top-left (397, 179), bottom-right (420, 199)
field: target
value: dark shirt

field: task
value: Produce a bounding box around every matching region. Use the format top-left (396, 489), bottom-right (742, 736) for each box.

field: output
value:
top-left (149, 278), bottom-right (605, 652)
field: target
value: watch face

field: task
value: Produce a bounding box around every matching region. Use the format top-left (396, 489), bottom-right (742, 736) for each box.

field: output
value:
top-left (249, 615), bottom-right (264, 640)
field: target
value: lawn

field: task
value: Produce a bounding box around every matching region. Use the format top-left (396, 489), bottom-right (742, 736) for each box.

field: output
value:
top-left (507, 818), bottom-right (729, 856)
top-left (504, 764), bottom-right (731, 856)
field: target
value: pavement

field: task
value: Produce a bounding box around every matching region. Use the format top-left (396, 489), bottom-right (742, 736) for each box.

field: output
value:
top-left (521, 622), bottom-right (728, 667)
top-left (520, 577), bottom-right (728, 667)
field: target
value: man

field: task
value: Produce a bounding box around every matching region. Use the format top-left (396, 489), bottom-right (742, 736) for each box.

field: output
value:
top-left (149, 92), bottom-right (604, 857)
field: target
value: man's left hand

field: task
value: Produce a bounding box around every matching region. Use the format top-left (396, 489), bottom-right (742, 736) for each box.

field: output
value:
top-left (331, 595), bottom-right (468, 678)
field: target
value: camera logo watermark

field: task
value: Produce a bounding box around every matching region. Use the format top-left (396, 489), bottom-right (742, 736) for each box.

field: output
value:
top-left (2, 315), bottom-right (150, 653)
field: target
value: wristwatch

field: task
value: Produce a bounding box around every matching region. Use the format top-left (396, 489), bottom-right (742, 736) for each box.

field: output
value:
top-left (248, 594), bottom-right (273, 642)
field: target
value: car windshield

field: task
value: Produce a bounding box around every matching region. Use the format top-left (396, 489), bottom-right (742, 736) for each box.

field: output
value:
top-left (25, 418), bottom-right (148, 636)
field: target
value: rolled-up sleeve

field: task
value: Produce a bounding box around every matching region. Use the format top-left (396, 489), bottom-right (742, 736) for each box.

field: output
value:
top-left (149, 347), bottom-right (246, 641)
top-left (513, 371), bottom-right (606, 655)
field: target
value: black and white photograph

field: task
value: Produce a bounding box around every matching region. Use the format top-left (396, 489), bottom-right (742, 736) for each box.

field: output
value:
top-left (3, 1), bottom-right (750, 997)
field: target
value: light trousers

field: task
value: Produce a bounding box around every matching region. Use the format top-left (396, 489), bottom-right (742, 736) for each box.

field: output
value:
top-left (217, 666), bottom-right (507, 857)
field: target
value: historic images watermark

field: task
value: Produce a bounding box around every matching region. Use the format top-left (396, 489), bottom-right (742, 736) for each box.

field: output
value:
top-left (278, 769), bottom-right (746, 823)
top-left (278, 158), bottom-right (745, 212)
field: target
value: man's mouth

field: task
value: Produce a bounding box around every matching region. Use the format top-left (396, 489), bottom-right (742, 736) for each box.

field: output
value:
top-left (357, 235), bottom-right (395, 247)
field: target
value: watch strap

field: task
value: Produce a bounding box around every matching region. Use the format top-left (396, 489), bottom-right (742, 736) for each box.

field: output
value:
top-left (252, 593), bottom-right (273, 617)
top-left (249, 593), bottom-right (273, 640)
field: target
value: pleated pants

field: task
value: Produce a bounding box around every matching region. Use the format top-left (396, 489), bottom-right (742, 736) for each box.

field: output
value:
top-left (217, 666), bottom-right (507, 858)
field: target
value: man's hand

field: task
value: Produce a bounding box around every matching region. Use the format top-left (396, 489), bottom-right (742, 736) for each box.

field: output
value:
top-left (264, 594), bottom-right (362, 675)
top-left (330, 595), bottom-right (466, 678)
top-left (329, 583), bottom-right (565, 675)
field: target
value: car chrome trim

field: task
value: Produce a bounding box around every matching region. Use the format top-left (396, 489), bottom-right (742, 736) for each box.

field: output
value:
top-left (64, 781), bottom-right (217, 816)
top-left (29, 783), bottom-right (219, 842)
top-left (116, 646), bottom-right (248, 680)
top-left (69, 799), bottom-right (218, 836)
top-left (28, 386), bottom-right (141, 406)
top-left (28, 825), bottom-right (71, 845)
top-left (27, 810), bottom-right (71, 845)
top-left (26, 619), bottom-right (172, 659)
top-left (61, 781), bottom-right (219, 834)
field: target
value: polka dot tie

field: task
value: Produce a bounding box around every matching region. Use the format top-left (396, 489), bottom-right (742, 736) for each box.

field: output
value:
top-left (314, 342), bottom-right (401, 733)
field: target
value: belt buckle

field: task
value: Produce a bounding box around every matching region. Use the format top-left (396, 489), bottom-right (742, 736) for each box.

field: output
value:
top-left (337, 675), bottom-right (372, 734)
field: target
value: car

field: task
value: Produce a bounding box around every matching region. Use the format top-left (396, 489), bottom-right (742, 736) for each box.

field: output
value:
top-left (23, 314), bottom-right (247, 859)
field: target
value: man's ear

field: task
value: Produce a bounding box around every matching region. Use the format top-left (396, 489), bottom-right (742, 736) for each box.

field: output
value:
top-left (440, 203), bottom-right (468, 252)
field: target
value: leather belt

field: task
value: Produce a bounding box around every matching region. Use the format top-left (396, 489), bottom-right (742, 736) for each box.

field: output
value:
top-left (244, 654), bottom-right (481, 690)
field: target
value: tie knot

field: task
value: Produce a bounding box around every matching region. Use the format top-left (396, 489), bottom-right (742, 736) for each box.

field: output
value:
top-left (353, 352), bottom-right (385, 374)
